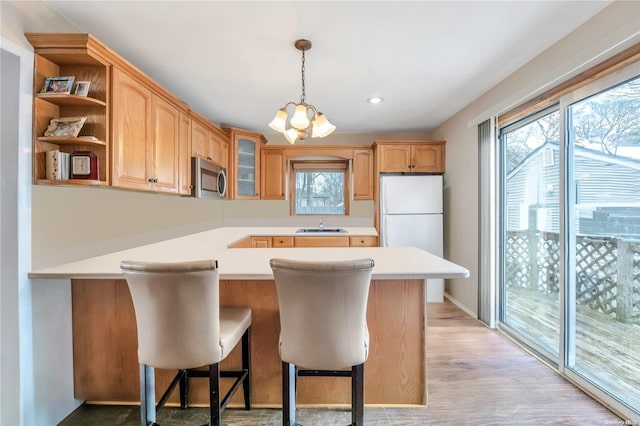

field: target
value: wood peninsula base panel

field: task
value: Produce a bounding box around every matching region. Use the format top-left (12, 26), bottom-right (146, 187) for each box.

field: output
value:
top-left (71, 278), bottom-right (425, 406)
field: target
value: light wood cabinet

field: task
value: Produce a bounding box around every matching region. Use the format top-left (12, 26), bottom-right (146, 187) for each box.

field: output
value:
top-left (375, 141), bottom-right (445, 174)
top-left (250, 236), bottom-right (272, 248)
top-left (294, 236), bottom-right (350, 248)
top-left (191, 119), bottom-right (208, 160)
top-left (209, 128), bottom-right (229, 170)
top-left (261, 148), bottom-right (286, 200)
top-left (271, 236), bottom-right (294, 248)
top-left (227, 236), bottom-right (251, 248)
top-left (111, 68), bottom-right (152, 190)
top-left (112, 68), bottom-right (179, 193)
top-left (27, 33), bottom-right (110, 186)
top-left (230, 234), bottom-right (376, 248)
top-left (151, 95), bottom-right (180, 193)
top-left (178, 113), bottom-right (191, 195)
top-left (353, 148), bottom-right (374, 200)
top-left (224, 128), bottom-right (267, 200)
top-left (192, 120), bottom-right (228, 169)
top-left (349, 236), bottom-right (378, 247)
top-left (28, 33), bottom-right (230, 198)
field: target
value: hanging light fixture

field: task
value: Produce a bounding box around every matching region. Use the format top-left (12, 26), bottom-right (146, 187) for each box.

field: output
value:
top-left (269, 39), bottom-right (335, 144)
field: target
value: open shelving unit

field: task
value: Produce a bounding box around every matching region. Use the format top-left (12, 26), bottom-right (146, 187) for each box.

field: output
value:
top-left (27, 33), bottom-right (111, 186)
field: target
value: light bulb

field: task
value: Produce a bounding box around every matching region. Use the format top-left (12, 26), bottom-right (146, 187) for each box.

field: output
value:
top-left (268, 108), bottom-right (288, 133)
top-left (290, 104), bottom-right (310, 130)
top-left (312, 113), bottom-right (336, 138)
top-left (284, 128), bottom-right (298, 144)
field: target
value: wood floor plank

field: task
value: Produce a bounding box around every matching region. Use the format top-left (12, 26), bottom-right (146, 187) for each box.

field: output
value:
top-left (60, 299), bottom-right (625, 425)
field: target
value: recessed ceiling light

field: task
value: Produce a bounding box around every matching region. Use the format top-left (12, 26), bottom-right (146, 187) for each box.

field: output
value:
top-left (367, 97), bottom-right (383, 104)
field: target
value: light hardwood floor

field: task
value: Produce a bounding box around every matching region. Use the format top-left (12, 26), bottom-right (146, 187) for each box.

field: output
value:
top-left (59, 300), bottom-right (623, 425)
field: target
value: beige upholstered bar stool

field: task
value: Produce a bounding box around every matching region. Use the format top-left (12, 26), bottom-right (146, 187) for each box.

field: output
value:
top-left (269, 258), bottom-right (375, 426)
top-left (120, 259), bottom-right (251, 426)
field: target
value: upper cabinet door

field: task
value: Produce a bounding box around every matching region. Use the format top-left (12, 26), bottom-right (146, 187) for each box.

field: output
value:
top-left (236, 137), bottom-right (259, 198)
top-left (261, 148), bottom-right (286, 200)
top-left (208, 129), bottom-right (229, 169)
top-left (377, 144), bottom-right (412, 173)
top-left (112, 68), bottom-right (152, 190)
top-left (412, 143), bottom-right (445, 173)
top-left (225, 128), bottom-right (266, 200)
top-left (191, 120), bottom-right (208, 160)
top-left (151, 95), bottom-right (180, 193)
top-left (353, 148), bottom-right (374, 200)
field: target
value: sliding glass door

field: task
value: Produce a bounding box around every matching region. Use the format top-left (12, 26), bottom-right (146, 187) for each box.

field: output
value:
top-left (499, 63), bottom-right (640, 418)
top-left (500, 107), bottom-right (560, 360)
top-left (565, 74), bottom-right (640, 413)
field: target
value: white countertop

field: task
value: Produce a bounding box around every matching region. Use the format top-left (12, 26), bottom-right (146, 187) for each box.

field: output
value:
top-left (29, 227), bottom-right (469, 281)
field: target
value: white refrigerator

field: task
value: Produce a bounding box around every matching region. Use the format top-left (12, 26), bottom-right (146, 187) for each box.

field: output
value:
top-left (380, 174), bottom-right (444, 302)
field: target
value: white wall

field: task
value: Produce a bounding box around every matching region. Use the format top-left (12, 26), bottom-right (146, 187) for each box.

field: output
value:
top-left (1, 44), bottom-right (27, 426)
top-left (33, 129), bottom-right (430, 269)
top-left (1, 3), bottom-right (83, 425)
top-left (432, 0), bottom-right (640, 314)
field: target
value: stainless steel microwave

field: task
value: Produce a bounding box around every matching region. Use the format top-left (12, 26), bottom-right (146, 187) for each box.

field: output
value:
top-left (191, 157), bottom-right (227, 199)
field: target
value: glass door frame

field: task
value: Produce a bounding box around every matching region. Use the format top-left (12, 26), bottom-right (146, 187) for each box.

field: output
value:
top-left (497, 104), bottom-right (562, 369)
top-left (558, 60), bottom-right (640, 422)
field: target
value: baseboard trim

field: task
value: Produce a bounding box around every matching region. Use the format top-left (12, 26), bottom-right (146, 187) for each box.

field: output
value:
top-left (443, 292), bottom-right (478, 319)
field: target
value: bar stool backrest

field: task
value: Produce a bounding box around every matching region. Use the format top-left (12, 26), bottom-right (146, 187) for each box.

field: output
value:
top-left (121, 259), bottom-right (222, 370)
top-left (269, 258), bottom-right (375, 370)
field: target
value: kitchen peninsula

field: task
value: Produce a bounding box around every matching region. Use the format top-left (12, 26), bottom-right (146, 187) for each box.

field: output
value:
top-left (30, 227), bottom-right (469, 407)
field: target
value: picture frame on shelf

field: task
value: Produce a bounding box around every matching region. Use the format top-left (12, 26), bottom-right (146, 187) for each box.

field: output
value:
top-left (43, 116), bottom-right (87, 137)
top-left (73, 81), bottom-right (91, 97)
top-left (40, 76), bottom-right (75, 94)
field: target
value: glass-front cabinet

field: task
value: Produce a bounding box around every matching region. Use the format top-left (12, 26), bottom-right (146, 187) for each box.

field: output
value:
top-left (237, 138), bottom-right (256, 196)
top-left (224, 127), bottom-right (267, 199)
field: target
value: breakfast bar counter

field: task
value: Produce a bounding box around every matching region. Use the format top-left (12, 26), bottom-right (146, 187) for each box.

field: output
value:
top-left (30, 227), bottom-right (469, 407)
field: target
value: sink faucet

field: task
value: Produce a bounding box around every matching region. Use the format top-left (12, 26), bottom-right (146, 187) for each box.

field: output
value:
top-left (319, 217), bottom-right (324, 229)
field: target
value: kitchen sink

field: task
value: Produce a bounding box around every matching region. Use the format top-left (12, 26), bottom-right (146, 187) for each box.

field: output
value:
top-left (296, 228), bottom-right (347, 233)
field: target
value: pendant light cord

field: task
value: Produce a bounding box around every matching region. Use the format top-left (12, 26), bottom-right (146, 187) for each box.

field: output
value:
top-left (300, 49), bottom-right (306, 103)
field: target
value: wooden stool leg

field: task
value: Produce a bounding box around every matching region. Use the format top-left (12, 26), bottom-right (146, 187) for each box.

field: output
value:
top-left (352, 363), bottom-right (364, 426)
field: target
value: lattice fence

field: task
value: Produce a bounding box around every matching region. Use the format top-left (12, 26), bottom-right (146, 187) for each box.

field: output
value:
top-left (505, 231), bottom-right (640, 323)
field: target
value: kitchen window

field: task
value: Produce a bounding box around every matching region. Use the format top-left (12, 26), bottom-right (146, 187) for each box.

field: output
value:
top-left (291, 160), bottom-right (349, 215)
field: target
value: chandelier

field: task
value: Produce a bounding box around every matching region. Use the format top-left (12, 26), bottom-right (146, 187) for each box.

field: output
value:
top-left (268, 39), bottom-right (335, 144)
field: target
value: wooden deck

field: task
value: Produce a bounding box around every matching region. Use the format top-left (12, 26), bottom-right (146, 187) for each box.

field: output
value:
top-left (505, 286), bottom-right (640, 411)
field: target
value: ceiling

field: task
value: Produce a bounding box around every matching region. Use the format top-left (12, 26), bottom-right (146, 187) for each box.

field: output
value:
top-left (43, 1), bottom-right (611, 138)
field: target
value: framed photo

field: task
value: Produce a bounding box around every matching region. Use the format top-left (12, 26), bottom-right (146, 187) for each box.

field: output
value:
top-left (43, 116), bottom-right (87, 137)
top-left (74, 81), bottom-right (91, 97)
top-left (40, 76), bottom-right (75, 94)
